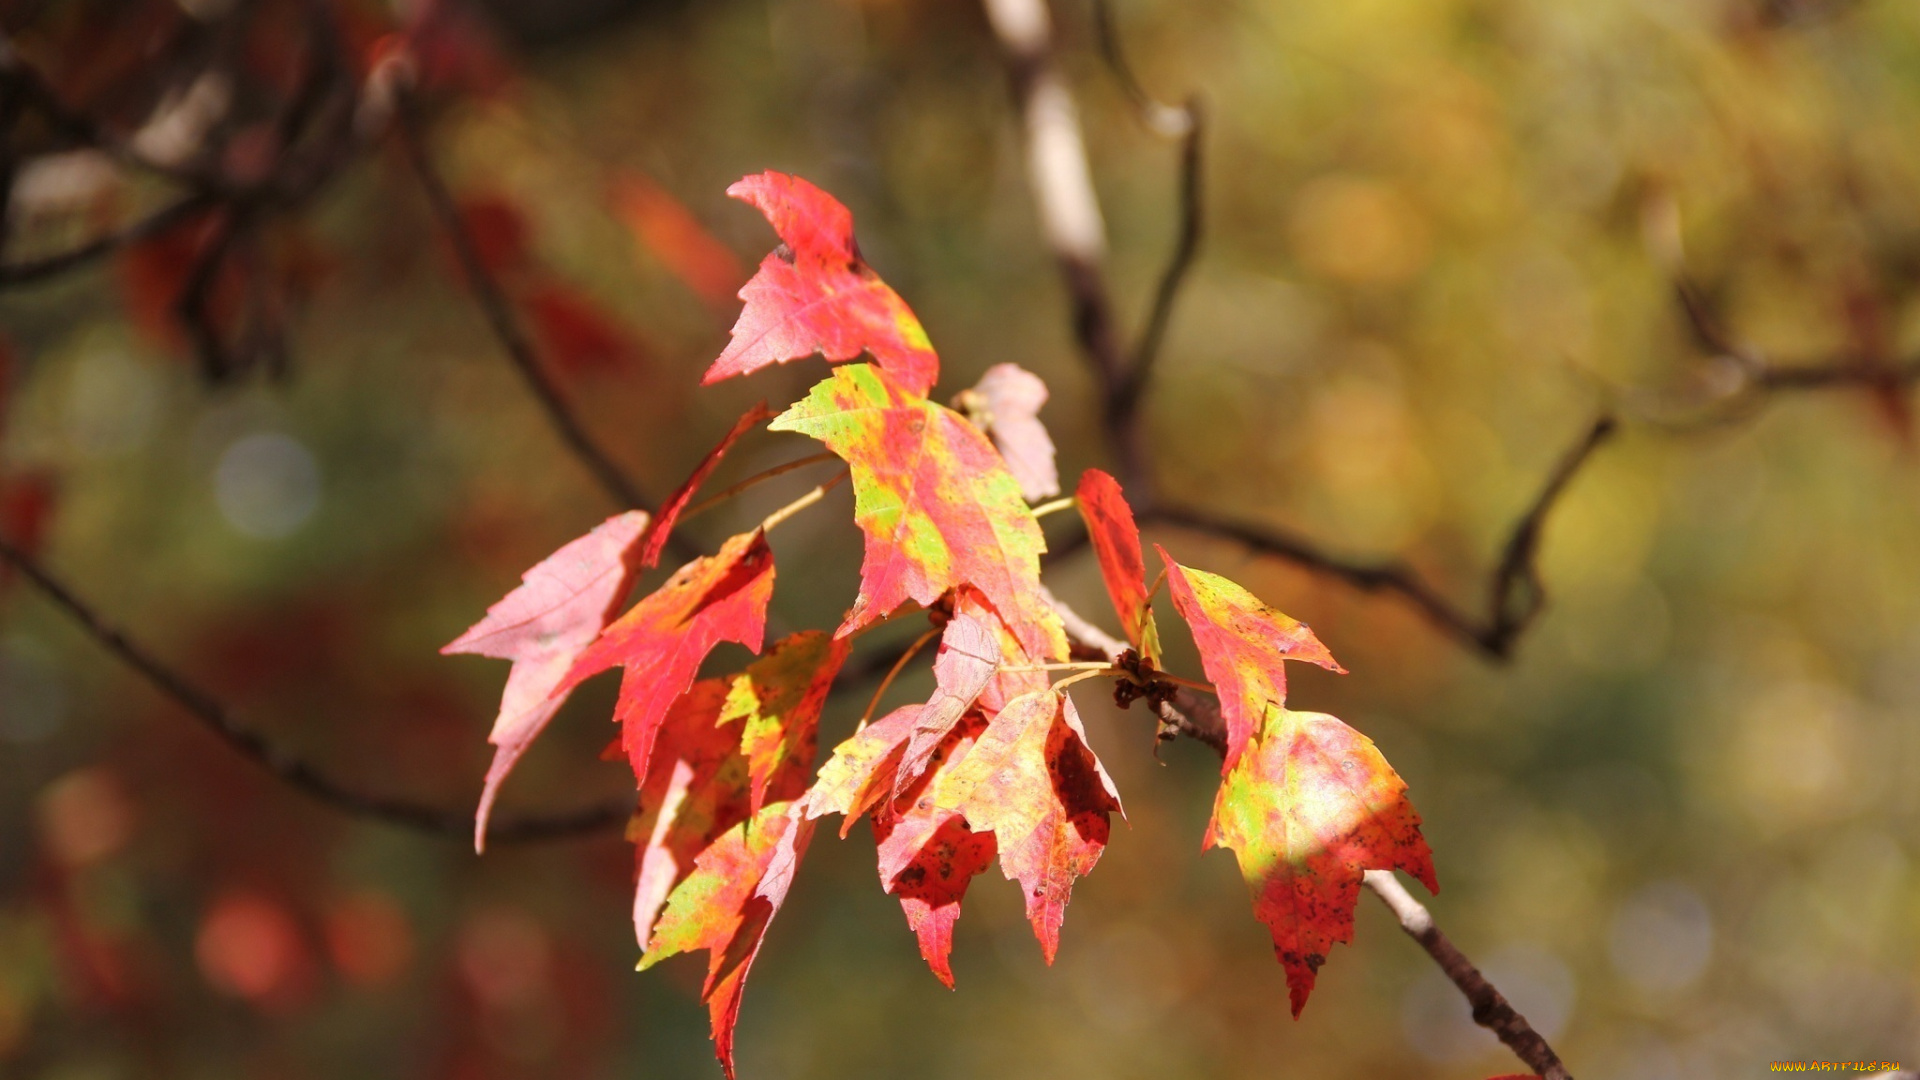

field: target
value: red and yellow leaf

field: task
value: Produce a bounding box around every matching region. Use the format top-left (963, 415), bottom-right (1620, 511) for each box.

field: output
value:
top-left (1076, 469), bottom-right (1162, 666)
top-left (722, 630), bottom-right (848, 816)
top-left (640, 800), bottom-right (814, 1080)
top-left (1155, 546), bottom-right (1343, 768)
top-left (441, 510), bottom-right (649, 851)
top-left (804, 704), bottom-right (920, 834)
top-left (637, 402), bottom-right (775, 570)
top-left (970, 363), bottom-right (1059, 502)
top-left (630, 630), bottom-right (842, 950)
top-left (769, 363), bottom-right (1065, 660)
top-left (704, 172), bottom-right (939, 396)
top-left (611, 170), bottom-right (747, 312)
top-left (1207, 705), bottom-right (1436, 1016)
top-left (928, 691), bottom-right (1122, 962)
top-left (629, 680), bottom-right (750, 948)
top-left (806, 706), bottom-right (999, 986)
top-left (558, 530), bottom-right (775, 787)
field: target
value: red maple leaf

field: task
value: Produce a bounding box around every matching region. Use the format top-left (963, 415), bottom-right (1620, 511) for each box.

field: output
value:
top-left (704, 172), bottom-right (939, 396)
top-left (927, 690), bottom-right (1122, 962)
top-left (630, 631), bottom-right (843, 949)
top-left (1076, 469), bottom-right (1162, 666)
top-left (557, 530), bottom-right (775, 787)
top-left (893, 591), bottom-right (1002, 800)
top-left (770, 363), bottom-right (1065, 661)
top-left (1207, 706), bottom-right (1435, 1015)
top-left (875, 711), bottom-right (997, 988)
top-left (441, 510), bottom-right (650, 850)
top-left (1156, 546), bottom-right (1342, 768)
top-left (640, 800), bottom-right (814, 1080)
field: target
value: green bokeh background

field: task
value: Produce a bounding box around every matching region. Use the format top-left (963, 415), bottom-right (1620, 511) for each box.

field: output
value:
top-left (3, 0), bottom-right (1919, 1077)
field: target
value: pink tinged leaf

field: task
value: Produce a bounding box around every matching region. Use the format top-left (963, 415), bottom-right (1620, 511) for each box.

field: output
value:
top-left (638, 402), bottom-right (776, 569)
top-left (723, 630), bottom-right (848, 816)
top-left (1205, 705), bottom-right (1435, 1017)
top-left (1075, 470), bottom-right (1163, 666)
top-left (558, 530), bottom-right (776, 788)
top-left (769, 362), bottom-right (1066, 662)
top-left (704, 172), bottom-right (939, 396)
top-left (929, 691), bottom-right (1122, 963)
top-left (875, 711), bottom-right (996, 987)
top-left (971, 363), bottom-right (1059, 501)
top-left (802, 704), bottom-right (921, 834)
top-left (1154, 545), bottom-right (1343, 769)
top-left (441, 509), bottom-right (650, 852)
top-left (892, 595), bottom-right (1001, 800)
top-left (629, 680), bottom-right (750, 948)
top-left (640, 800), bottom-right (815, 1080)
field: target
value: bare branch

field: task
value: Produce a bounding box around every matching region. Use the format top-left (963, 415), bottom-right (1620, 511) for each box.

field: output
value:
top-left (391, 86), bottom-right (661, 519)
top-left (1363, 870), bottom-right (1575, 1080)
top-left (1125, 100), bottom-right (1201, 404)
top-left (0, 532), bottom-right (628, 845)
top-left (982, 0), bottom-right (1147, 493)
top-left (1151, 415), bottom-right (1618, 660)
top-left (0, 192), bottom-right (215, 287)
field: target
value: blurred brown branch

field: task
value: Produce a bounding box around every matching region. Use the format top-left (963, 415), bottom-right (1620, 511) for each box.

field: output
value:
top-left (1149, 415), bottom-right (1619, 659)
top-left (391, 80), bottom-right (669, 521)
top-left (0, 532), bottom-right (628, 844)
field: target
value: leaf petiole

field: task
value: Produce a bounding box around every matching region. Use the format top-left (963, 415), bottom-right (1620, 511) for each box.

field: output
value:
top-left (760, 469), bottom-right (849, 532)
top-left (682, 451), bottom-right (840, 523)
top-left (859, 627), bottom-right (940, 729)
top-left (1029, 495), bottom-right (1077, 519)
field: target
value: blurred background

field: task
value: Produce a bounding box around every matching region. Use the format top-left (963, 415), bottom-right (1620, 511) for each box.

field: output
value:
top-left (3, 0), bottom-right (1919, 1076)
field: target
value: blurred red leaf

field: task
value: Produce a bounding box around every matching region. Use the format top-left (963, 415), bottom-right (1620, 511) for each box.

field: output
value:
top-left (195, 890), bottom-right (315, 1010)
top-left (0, 469), bottom-right (60, 575)
top-left (455, 194), bottom-right (533, 279)
top-left (525, 283), bottom-right (645, 377)
top-left (612, 171), bottom-right (747, 311)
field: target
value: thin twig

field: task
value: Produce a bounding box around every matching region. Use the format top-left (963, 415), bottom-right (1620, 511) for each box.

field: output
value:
top-left (982, 0), bottom-right (1147, 494)
top-left (1090, 0), bottom-right (1205, 417)
top-left (1123, 99), bottom-right (1202, 407)
top-left (391, 86), bottom-right (656, 516)
top-left (1150, 415), bottom-right (1618, 659)
top-left (0, 193), bottom-right (216, 287)
top-left (681, 451), bottom-right (839, 523)
top-left (0, 534), bottom-right (627, 845)
top-left (860, 627), bottom-right (939, 728)
top-left (760, 470), bottom-right (848, 532)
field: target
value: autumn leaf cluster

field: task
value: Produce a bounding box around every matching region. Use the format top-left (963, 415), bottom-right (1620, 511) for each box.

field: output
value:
top-left (444, 172), bottom-right (1436, 1077)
